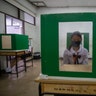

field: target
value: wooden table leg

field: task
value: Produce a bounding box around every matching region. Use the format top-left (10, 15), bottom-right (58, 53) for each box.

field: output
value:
top-left (15, 54), bottom-right (18, 78)
top-left (32, 57), bottom-right (33, 67)
top-left (24, 52), bottom-right (26, 72)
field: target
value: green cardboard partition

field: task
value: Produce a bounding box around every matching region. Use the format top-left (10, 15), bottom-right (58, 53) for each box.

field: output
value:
top-left (0, 34), bottom-right (28, 50)
top-left (41, 13), bottom-right (96, 78)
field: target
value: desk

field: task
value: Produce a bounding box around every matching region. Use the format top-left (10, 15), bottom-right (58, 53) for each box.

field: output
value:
top-left (59, 64), bottom-right (92, 72)
top-left (0, 50), bottom-right (26, 78)
top-left (35, 77), bottom-right (96, 96)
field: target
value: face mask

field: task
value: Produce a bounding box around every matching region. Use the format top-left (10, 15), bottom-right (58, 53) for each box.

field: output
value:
top-left (72, 41), bottom-right (81, 47)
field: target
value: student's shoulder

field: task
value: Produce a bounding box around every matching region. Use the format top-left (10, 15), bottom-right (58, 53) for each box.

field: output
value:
top-left (64, 49), bottom-right (69, 52)
top-left (64, 49), bottom-right (70, 54)
top-left (82, 47), bottom-right (88, 53)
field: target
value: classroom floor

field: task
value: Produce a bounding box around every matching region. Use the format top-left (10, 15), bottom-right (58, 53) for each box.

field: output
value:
top-left (0, 59), bottom-right (93, 96)
top-left (0, 59), bottom-right (41, 96)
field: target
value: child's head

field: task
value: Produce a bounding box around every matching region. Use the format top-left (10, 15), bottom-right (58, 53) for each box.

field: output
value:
top-left (71, 31), bottom-right (82, 47)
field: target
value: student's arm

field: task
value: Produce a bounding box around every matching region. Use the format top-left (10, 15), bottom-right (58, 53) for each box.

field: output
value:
top-left (63, 50), bottom-right (69, 64)
top-left (83, 56), bottom-right (88, 64)
top-left (82, 49), bottom-right (88, 64)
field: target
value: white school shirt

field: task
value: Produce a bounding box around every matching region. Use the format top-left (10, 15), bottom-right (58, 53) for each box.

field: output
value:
top-left (63, 46), bottom-right (88, 64)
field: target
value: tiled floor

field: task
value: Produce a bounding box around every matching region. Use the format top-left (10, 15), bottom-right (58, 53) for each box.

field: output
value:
top-left (0, 59), bottom-right (41, 96)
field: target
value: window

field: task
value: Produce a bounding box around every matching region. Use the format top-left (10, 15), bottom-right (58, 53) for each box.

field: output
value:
top-left (24, 13), bottom-right (35, 25)
top-left (6, 15), bottom-right (23, 34)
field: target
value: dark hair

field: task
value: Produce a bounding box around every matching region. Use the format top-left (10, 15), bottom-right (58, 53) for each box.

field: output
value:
top-left (68, 31), bottom-right (82, 50)
top-left (71, 31), bottom-right (82, 40)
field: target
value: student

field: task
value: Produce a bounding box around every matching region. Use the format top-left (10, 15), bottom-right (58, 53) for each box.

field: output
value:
top-left (63, 31), bottom-right (88, 64)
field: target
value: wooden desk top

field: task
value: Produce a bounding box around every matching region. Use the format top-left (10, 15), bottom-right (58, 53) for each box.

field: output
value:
top-left (0, 50), bottom-right (25, 56)
top-left (35, 76), bottom-right (96, 85)
top-left (59, 64), bottom-right (92, 72)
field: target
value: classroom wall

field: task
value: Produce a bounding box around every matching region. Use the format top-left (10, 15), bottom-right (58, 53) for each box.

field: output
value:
top-left (0, 12), bottom-right (6, 70)
top-left (0, 13), bottom-right (5, 34)
top-left (36, 7), bottom-right (96, 54)
top-left (24, 22), bottom-right (36, 52)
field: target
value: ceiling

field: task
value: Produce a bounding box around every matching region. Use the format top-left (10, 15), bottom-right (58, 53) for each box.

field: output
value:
top-left (28, 0), bottom-right (96, 8)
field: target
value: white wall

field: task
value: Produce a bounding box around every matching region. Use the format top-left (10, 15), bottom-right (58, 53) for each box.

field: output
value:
top-left (37, 7), bottom-right (96, 14)
top-left (24, 22), bottom-right (35, 52)
top-left (24, 22), bottom-right (40, 52)
top-left (36, 7), bottom-right (96, 53)
top-left (0, 12), bottom-right (6, 70)
top-left (0, 13), bottom-right (5, 34)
